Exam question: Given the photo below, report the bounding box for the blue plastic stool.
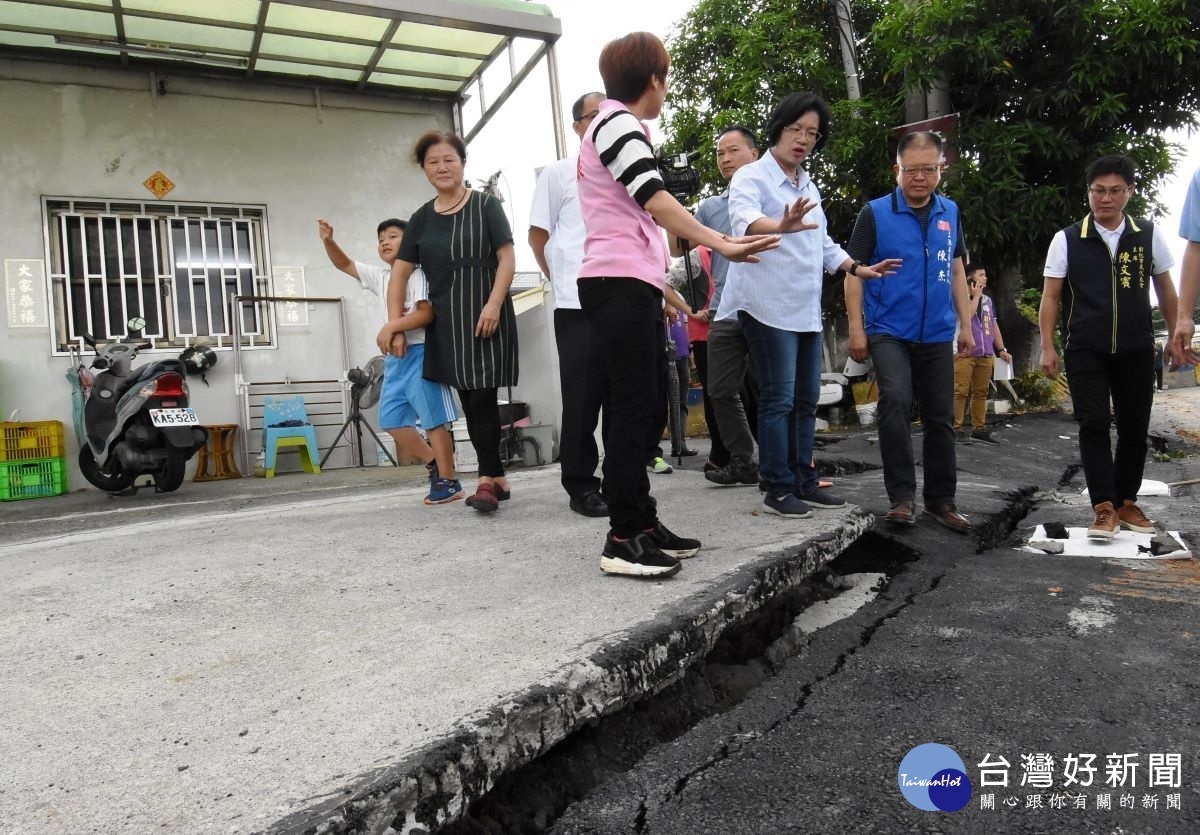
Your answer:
[262,396,321,478]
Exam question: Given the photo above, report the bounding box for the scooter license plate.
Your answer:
[150,408,199,427]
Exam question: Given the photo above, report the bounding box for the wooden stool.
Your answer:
[194,424,241,481]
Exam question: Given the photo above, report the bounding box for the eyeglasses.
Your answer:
[574,110,599,124]
[1088,186,1130,198]
[899,165,942,178]
[782,125,822,143]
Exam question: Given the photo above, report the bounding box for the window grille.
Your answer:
[43,198,275,353]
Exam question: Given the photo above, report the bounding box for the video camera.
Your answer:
[656,148,701,203]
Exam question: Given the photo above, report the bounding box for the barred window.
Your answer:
[44,198,275,353]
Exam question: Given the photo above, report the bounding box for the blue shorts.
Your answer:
[378,346,458,431]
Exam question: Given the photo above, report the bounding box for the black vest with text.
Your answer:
[1061,213,1155,353]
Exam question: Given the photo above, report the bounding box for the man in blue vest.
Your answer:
[1038,154,1181,539]
[844,131,973,532]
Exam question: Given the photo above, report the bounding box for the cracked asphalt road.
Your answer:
[551,398,1200,835]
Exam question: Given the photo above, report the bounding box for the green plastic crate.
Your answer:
[0,456,68,501]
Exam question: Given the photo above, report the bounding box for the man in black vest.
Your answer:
[1038,155,1182,539]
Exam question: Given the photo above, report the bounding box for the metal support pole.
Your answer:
[547,42,567,160]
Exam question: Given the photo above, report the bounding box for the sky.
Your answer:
[464,0,692,271]
[464,0,1199,275]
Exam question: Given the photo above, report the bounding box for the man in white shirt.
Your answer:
[318,217,461,504]
[1038,154,1180,538]
[529,91,610,518]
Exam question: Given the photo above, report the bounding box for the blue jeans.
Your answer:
[868,334,956,505]
[739,314,821,496]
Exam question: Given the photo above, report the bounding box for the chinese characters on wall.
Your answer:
[5,260,47,329]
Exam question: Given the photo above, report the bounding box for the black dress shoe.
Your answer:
[673,446,699,457]
[569,491,608,517]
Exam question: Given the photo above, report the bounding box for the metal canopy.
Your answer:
[0,0,561,136]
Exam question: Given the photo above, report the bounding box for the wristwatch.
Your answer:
[849,261,862,277]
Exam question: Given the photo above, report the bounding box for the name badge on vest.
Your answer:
[938,220,951,231]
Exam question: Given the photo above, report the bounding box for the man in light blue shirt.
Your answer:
[671,125,762,486]
[1175,166,1200,364]
[721,91,897,518]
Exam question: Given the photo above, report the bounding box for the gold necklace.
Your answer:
[434,189,469,215]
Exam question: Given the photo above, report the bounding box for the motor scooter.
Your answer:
[77,319,208,493]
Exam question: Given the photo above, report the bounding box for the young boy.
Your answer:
[318,217,462,504]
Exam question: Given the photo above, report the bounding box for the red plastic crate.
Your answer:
[0,421,65,463]
[0,456,68,501]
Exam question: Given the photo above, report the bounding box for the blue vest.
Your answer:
[863,188,960,343]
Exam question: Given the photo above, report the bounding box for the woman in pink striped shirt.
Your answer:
[576,31,779,579]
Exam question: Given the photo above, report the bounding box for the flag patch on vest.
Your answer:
[938,220,951,231]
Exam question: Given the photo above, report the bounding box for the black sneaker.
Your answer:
[762,493,812,518]
[643,522,701,558]
[705,460,759,486]
[955,429,972,444]
[569,490,608,518]
[795,487,847,509]
[971,429,999,445]
[600,532,681,577]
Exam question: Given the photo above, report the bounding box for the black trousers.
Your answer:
[457,387,504,478]
[1065,347,1153,508]
[578,277,665,538]
[691,340,728,464]
[553,308,609,498]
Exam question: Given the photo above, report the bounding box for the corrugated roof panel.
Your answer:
[123,17,254,52]
[121,0,262,26]
[375,50,481,78]
[391,21,501,56]
[368,71,463,93]
[0,0,115,36]
[258,32,376,65]
[265,3,388,41]
[254,58,362,82]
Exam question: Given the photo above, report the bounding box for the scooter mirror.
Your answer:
[128,316,147,332]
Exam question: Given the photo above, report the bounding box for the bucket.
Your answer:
[855,402,878,427]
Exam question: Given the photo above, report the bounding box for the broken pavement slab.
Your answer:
[0,466,871,835]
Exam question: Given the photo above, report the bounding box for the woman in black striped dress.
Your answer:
[379,130,518,513]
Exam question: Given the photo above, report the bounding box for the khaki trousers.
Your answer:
[953,356,994,430]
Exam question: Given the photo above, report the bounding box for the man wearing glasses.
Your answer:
[1038,154,1181,539]
[529,92,610,517]
[844,131,974,533]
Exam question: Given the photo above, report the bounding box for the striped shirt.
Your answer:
[578,100,670,288]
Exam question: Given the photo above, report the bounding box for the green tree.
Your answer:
[663,0,1200,360]
[663,0,899,317]
[872,0,1200,359]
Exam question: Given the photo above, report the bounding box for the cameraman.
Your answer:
[578,31,779,578]
[670,125,762,486]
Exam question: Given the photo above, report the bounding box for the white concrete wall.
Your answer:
[0,59,563,490]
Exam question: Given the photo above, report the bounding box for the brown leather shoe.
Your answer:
[885,499,916,527]
[1116,500,1155,533]
[923,502,971,534]
[1087,501,1119,538]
